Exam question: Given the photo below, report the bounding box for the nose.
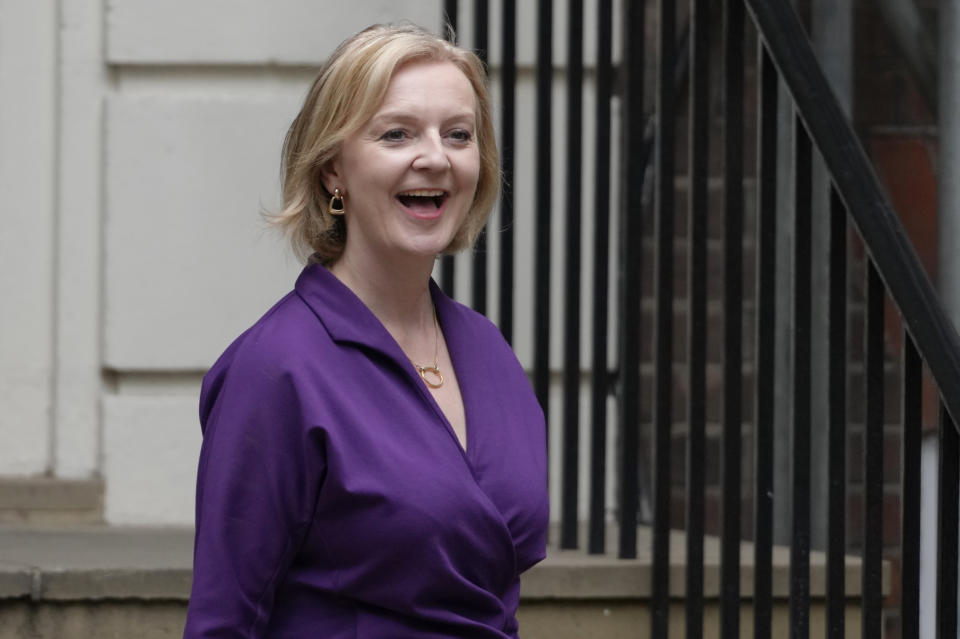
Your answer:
[411,131,450,171]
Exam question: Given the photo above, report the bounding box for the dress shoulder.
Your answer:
[199,290,332,432]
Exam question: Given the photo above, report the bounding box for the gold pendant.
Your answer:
[417,365,444,389]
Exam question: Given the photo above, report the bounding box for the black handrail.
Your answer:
[744,0,960,428]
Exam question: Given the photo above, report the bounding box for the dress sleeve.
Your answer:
[183,357,326,638]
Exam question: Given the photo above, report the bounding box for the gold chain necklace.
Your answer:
[412,309,444,389]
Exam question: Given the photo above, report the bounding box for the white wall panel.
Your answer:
[104,96,301,370]
[106,0,442,64]
[54,0,110,478]
[103,395,199,524]
[0,0,57,474]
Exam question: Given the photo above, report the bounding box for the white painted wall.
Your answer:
[106,0,443,64]
[102,96,298,370]
[103,395,200,524]
[1,0,623,525]
[55,0,109,479]
[0,0,58,475]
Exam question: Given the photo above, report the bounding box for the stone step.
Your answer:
[0,477,103,525]
[0,524,885,639]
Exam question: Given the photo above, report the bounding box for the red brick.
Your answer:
[865,136,938,282]
[884,431,902,484]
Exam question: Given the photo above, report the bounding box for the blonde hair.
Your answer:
[273,23,499,264]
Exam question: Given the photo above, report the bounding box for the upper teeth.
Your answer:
[399,190,444,197]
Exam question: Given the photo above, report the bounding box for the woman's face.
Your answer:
[325,60,480,266]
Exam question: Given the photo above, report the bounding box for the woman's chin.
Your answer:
[394,231,459,260]
[405,240,454,261]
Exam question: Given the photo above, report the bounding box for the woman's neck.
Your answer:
[329,249,437,337]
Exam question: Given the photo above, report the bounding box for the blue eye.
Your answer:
[450,129,473,143]
[381,129,407,142]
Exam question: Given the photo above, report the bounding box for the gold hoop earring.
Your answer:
[328,188,345,216]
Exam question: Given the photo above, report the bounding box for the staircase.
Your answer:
[0,521,883,639]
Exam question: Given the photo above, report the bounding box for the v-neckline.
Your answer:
[425,281,472,459]
[295,265,475,462]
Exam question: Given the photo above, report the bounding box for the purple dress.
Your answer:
[183,264,549,638]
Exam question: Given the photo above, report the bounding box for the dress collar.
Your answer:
[293,263,457,357]
[295,262,480,460]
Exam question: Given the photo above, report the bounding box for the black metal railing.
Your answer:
[442,0,960,637]
[746,3,960,638]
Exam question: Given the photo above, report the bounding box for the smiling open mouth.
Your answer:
[397,189,448,211]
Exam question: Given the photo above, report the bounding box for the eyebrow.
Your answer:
[369,110,476,127]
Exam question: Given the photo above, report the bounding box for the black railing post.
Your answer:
[686,0,710,635]
[443,0,458,42]
[441,0,459,296]
[753,42,778,639]
[588,0,613,557]
[533,0,552,418]
[618,0,645,561]
[721,2,744,638]
[561,0,584,551]
[900,333,921,639]
[937,403,959,639]
[471,0,489,314]
[826,187,847,639]
[753,40,779,639]
[499,0,516,343]
[651,0,676,633]
[790,118,812,639]
[862,261,884,638]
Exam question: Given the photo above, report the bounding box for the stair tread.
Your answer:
[0,525,884,603]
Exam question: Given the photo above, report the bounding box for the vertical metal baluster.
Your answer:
[472,0,489,314]
[862,261,883,639]
[534,0,552,416]
[441,0,459,295]
[618,0,645,562]
[588,0,613,557]
[443,0,458,42]
[753,43,778,639]
[561,0,584,550]
[651,0,676,633]
[721,2,744,638]
[499,0,516,343]
[900,333,921,639]
[936,403,958,639]
[686,0,710,635]
[790,118,812,639]
[826,187,847,639]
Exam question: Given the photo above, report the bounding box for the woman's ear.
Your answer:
[319,159,341,196]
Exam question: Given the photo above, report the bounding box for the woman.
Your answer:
[183,24,549,639]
